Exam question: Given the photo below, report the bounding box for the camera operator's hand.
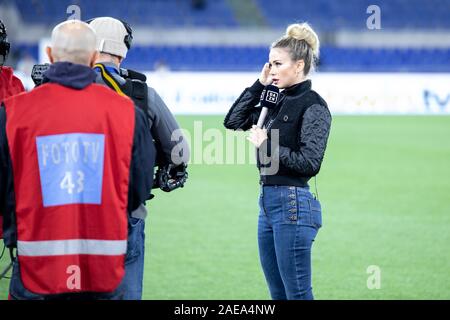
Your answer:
[259,62,273,86]
[154,163,188,192]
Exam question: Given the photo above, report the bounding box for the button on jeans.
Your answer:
[258,185,322,300]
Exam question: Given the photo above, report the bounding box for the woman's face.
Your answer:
[268,47,304,89]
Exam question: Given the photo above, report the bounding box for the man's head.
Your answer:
[87,17,132,66]
[0,19,10,67]
[46,20,98,67]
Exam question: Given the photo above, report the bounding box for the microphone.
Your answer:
[256,84,279,128]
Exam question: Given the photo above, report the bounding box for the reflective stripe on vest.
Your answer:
[17,239,127,256]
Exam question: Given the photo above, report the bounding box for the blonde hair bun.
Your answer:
[286,23,320,58]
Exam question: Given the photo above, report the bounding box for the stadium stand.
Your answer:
[255,0,450,30]
[13,0,450,30]
[14,0,238,27]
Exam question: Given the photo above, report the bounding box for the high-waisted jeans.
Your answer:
[258,185,322,300]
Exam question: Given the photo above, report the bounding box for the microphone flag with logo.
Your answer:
[257,84,279,128]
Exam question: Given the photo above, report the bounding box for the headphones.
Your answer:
[0,20,10,66]
[86,18,133,50]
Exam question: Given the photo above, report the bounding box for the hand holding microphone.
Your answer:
[247,125,268,148]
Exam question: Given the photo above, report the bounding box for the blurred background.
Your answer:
[0,0,449,299]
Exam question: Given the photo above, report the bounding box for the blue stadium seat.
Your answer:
[13,0,450,29]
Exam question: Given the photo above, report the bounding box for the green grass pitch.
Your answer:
[1,115,449,299]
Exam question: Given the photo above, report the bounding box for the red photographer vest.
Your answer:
[4,82,135,295]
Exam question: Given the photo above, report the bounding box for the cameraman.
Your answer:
[88,17,190,299]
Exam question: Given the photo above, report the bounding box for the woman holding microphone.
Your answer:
[224,22,332,300]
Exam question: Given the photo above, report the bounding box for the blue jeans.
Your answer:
[258,185,322,300]
[8,216,145,300]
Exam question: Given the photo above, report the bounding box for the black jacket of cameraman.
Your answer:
[224,79,331,187]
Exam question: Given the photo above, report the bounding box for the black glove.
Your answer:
[119,67,147,82]
[31,63,50,87]
[154,163,188,192]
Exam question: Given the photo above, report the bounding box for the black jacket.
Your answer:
[224,79,332,186]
